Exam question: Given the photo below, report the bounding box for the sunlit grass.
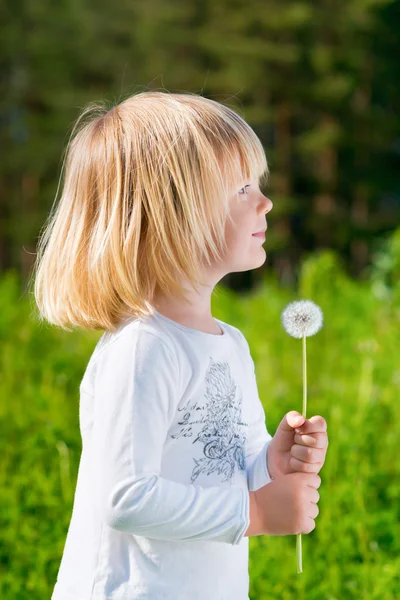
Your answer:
[1,248,400,598]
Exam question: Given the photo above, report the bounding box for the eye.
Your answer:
[239,185,251,195]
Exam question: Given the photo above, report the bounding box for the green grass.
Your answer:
[1,248,400,599]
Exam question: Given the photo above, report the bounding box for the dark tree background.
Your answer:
[1,0,399,294]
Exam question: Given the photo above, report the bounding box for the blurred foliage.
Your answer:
[1,231,400,597]
[367,228,400,302]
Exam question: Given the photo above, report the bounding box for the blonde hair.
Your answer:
[30,90,269,333]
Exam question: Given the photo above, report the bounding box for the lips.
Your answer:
[252,226,267,235]
[252,228,267,236]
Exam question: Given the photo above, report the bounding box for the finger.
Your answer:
[306,474,322,489]
[310,503,319,519]
[289,455,321,473]
[311,489,320,503]
[291,443,325,464]
[295,415,327,435]
[294,432,328,449]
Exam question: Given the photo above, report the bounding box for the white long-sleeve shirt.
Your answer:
[51,310,273,600]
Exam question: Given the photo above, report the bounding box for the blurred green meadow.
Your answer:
[1,239,400,599]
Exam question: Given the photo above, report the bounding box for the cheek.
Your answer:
[223,205,254,249]
[224,221,244,248]
[226,209,252,236]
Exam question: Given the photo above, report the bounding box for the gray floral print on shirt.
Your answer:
[171,357,249,484]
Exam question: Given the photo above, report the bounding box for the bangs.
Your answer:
[208,114,269,200]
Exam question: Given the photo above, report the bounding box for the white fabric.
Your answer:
[51,310,273,600]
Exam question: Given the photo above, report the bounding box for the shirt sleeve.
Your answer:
[246,396,273,492]
[90,326,250,545]
[236,329,274,491]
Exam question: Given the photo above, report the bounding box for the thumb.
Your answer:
[278,410,305,433]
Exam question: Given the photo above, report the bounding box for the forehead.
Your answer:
[218,138,268,198]
[223,150,254,191]
[232,143,266,179]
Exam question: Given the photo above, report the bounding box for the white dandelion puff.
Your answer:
[281,300,323,339]
[281,299,324,575]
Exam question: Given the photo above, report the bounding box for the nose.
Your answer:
[260,194,273,214]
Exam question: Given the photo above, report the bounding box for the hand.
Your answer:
[246,472,321,537]
[266,411,329,479]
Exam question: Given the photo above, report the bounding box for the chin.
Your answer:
[230,252,267,273]
[255,251,267,267]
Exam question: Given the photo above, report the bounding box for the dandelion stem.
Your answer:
[303,334,307,418]
[297,333,307,574]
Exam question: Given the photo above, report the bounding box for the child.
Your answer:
[33,91,322,599]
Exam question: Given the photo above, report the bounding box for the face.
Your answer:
[220,178,273,274]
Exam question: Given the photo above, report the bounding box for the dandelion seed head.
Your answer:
[281,300,323,339]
